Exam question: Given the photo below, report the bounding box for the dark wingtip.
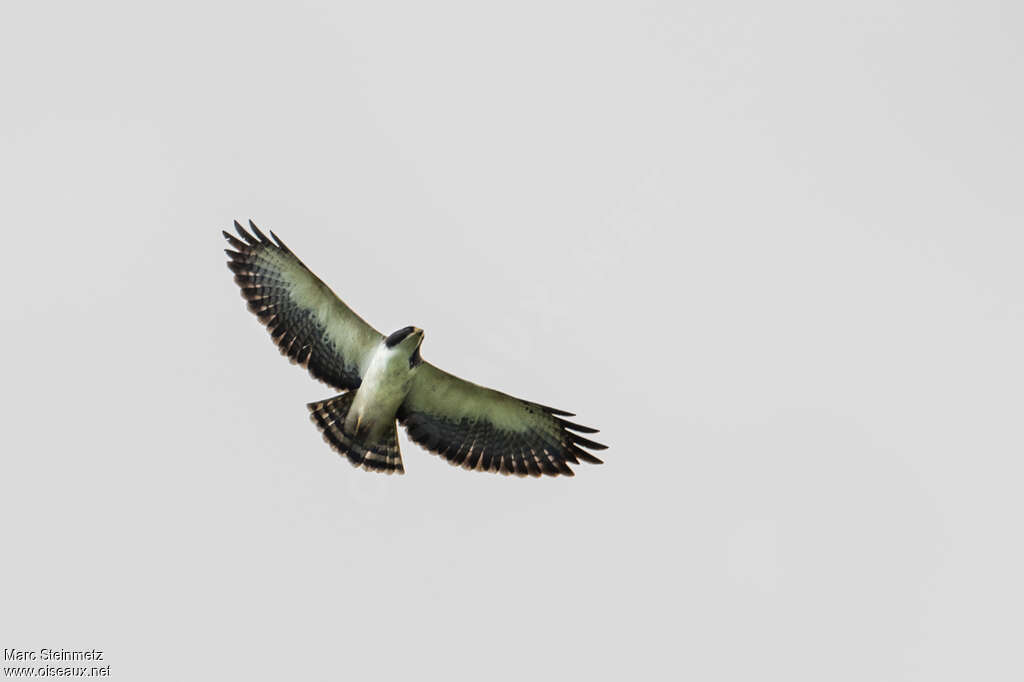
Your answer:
[555,461,576,476]
[248,219,270,243]
[570,445,604,464]
[223,230,246,249]
[534,402,575,417]
[269,230,290,252]
[570,434,608,451]
[234,220,257,244]
[557,417,600,434]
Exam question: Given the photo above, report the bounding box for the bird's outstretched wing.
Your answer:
[224,221,382,390]
[398,363,606,477]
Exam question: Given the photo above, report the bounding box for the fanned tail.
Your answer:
[307,393,404,474]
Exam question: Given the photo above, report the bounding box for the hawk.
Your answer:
[223,220,606,477]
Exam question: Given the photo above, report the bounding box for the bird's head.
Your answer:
[385,326,424,367]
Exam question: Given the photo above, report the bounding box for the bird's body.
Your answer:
[346,328,421,443]
[224,220,606,477]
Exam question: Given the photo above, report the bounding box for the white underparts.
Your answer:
[346,340,417,442]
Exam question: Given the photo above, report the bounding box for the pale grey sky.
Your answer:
[2,1,1023,680]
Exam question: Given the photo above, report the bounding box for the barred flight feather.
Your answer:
[223,221,382,391]
[398,363,606,478]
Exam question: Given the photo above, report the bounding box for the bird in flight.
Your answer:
[223,220,606,477]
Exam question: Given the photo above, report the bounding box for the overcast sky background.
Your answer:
[2,1,1022,680]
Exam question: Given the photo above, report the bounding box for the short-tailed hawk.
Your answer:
[224,220,606,477]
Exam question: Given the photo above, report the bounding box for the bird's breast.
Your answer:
[345,346,413,439]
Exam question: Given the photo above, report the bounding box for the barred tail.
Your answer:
[307,393,404,474]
